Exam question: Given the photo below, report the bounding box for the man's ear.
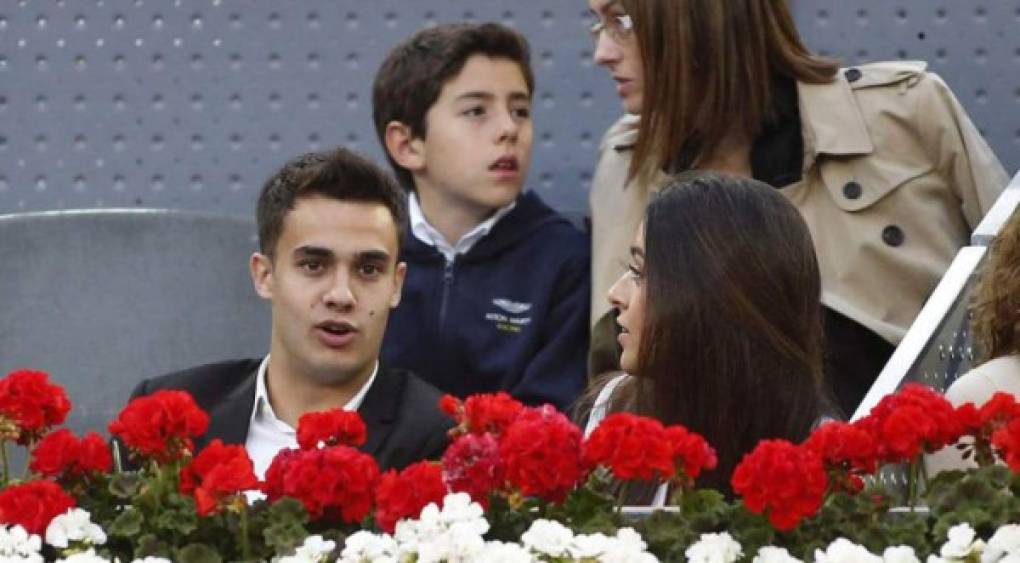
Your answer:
[250,252,274,300]
[384,121,426,172]
[390,261,408,308]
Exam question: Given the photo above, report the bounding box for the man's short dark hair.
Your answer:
[371,22,535,190]
[256,147,407,257]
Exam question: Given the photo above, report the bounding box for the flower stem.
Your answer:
[239,501,252,562]
[0,439,8,486]
[906,455,922,510]
[616,480,630,510]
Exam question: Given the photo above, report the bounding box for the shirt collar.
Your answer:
[796,74,874,162]
[408,192,516,263]
[249,355,379,431]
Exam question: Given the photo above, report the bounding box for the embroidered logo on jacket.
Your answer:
[492,298,532,314]
[487,298,533,333]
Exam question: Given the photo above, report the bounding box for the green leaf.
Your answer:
[263,517,310,554]
[680,488,728,532]
[485,495,540,543]
[263,497,309,523]
[154,503,198,535]
[175,543,223,563]
[108,472,143,499]
[108,507,143,537]
[258,497,311,553]
[551,484,620,534]
[634,510,692,563]
[133,534,169,559]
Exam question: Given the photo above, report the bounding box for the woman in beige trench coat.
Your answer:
[585,0,1009,415]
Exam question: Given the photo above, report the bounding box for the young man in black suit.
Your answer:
[124,147,451,476]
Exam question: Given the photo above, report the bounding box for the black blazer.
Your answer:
[124,359,452,471]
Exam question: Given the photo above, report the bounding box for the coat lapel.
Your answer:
[199,365,259,451]
[357,369,403,457]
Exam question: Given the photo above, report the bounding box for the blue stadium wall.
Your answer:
[1,1,1017,215]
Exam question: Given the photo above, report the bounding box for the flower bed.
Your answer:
[2,369,1020,562]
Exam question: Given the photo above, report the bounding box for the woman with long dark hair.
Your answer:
[583,173,831,499]
[585,0,1008,416]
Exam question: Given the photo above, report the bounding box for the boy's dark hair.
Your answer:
[256,147,407,258]
[372,22,535,190]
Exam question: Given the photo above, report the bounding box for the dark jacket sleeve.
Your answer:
[510,246,591,413]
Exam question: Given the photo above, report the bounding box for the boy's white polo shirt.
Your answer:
[408,193,516,263]
[245,355,378,479]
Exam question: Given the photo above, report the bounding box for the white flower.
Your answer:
[45,508,107,549]
[438,493,485,526]
[989,524,1020,556]
[752,546,803,563]
[882,546,921,563]
[1000,554,1020,563]
[337,531,394,563]
[570,532,611,559]
[685,532,742,563]
[0,525,43,562]
[130,558,172,563]
[814,538,883,563]
[521,519,574,557]
[392,518,426,556]
[480,541,535,562]
[599,528,658,563]
[613,528,649,552]
[277,534,338,563]
[56,548,110,563]
[940,523,985,560]
[416,523,486,563]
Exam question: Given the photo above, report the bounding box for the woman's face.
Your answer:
[607,224,647,374]
[588,0,644,114]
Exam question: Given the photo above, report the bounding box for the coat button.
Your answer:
[882,225,905,247]
[845,68,862,83]
[843,181,862,200]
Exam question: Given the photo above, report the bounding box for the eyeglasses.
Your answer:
[589,13,634,44]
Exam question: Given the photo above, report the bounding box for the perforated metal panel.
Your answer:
[0,1,1016,216]
[792,1,1020,177]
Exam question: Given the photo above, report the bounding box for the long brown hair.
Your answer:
[620,0,839,185]
[972,210,1020,362]
[620,173,828,495]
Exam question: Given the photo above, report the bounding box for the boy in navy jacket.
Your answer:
[371,23,589,412]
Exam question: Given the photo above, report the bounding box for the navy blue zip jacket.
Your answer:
[381,191,590,413]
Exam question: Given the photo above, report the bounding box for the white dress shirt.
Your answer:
[245,355,378,479]
[408,193,516,263]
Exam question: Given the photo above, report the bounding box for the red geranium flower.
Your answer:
[442,433,504,508]
[108,390,210,464]
[978,392,1020,427]
[992,417,1020,472]
[583,413,677,481]
[803,421,878,494]
[665,425,718,483]
[296,409,367,450]
[375,461,447,533]
[179,439,259,516]
[955,402,982,433]
[264,445,380,523]
[441,392,525,437]
[0,370,71,445]
[731,439,828,531]
[855,383,962,463]
[0,479,76,535]
[30,429,112,479]
[499,405,586,503]
[951,393,1020,467]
